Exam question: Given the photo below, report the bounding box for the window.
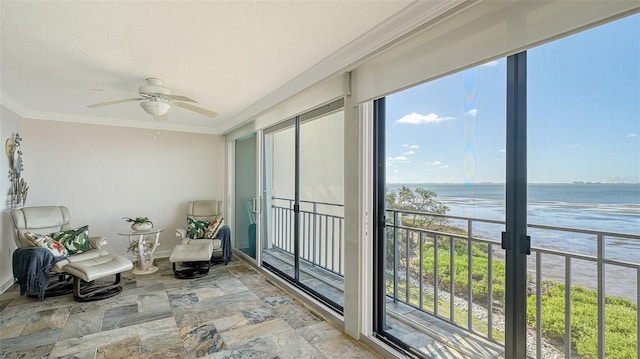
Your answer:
[373,13,639,358]
[375,59,508,357]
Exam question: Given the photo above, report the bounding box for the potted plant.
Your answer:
[123,216,153,231]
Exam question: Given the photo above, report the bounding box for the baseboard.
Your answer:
[359,335,407,359]
[1,277,15,294]
[154,250,171,258]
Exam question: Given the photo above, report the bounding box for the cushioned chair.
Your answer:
[172,200,231,278]
[175,200,225,260]
[10,206,133,301]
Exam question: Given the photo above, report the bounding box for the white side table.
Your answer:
[118,228,164,275]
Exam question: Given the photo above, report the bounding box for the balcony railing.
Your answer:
[270,196,344,276]
[269,198,639,358]
[387,208,639,358]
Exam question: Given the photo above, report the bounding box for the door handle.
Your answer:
[252,197,258,213]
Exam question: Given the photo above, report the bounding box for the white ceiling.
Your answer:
[0,1,419,134]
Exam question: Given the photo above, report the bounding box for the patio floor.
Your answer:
[262,248,506,358]
[0,257,380,359]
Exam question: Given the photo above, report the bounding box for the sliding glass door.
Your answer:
[262,120,296,277]
[374,13,639,359]
[262,100,345,312]
[374,59,511,358]
[234,133,257,259]
[526,15,640,358]
[298,106,345,308]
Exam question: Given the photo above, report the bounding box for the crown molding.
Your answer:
[19,110,221,134]
[0,90,28,117]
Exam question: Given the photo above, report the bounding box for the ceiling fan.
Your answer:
[87,78,217,120]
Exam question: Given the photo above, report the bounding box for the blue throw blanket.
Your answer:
[12,247,61,300]
[215,225,232,265]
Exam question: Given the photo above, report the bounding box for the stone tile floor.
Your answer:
[0,258,381,359]
[263,249,503,359]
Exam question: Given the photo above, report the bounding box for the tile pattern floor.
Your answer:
[0,258,381,359]
[263,249,502,359]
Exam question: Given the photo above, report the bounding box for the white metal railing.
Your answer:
[385,208,639,359]
[268,198,639,358]
[270,196,344,276]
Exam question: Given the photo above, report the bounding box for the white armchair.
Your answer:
[11,206,107,268]
[10,206,132,301]
[175,200,225,260]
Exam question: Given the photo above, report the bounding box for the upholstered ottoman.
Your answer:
[63,254,133,302]
[169,241,214,279]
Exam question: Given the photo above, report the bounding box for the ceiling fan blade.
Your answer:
[165,94,197,103]
[175,101,217,118]
[87,98,144,108]
[154,113,169,121]
[92,88,140,95]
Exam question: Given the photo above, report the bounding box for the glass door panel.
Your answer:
[299,109,345,309]
[235,133,257,259]
[261,100,345,312]
[380,59,507,357]
[527,15,640,358]
[262,122,297,279]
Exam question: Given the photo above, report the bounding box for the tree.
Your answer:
[384,186,450,285]
[386,186,449,229]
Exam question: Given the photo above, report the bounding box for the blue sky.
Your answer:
[386,13,639,184]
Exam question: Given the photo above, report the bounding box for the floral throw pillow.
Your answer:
[50,225,92,255]
[204,217,224,239]
[24,232,68,257]
[187,217,209,238]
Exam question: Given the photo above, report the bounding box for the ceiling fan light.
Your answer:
[140,100,170,116]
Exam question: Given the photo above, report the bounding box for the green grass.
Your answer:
[387,233,638,358]
[417,238,506,306]
[527,283,638,359]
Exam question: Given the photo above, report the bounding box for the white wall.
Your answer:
[0,106,224,291]
[1,106,23,291]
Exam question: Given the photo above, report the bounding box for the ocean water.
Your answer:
[387,183,640,263]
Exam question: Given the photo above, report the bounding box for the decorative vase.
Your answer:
[131,222,153,231]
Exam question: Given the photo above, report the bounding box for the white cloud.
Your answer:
[396,112,454,124]
[628,133,638,138]
[569,144,580,149]
[439,165,449,169]
[426,161,443,166]
[467,109,478,117]
[387,156,407,161]
[402,150,415,155]
[499,149,506,153]
[401,144,419,149]
[387,156,409,163]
